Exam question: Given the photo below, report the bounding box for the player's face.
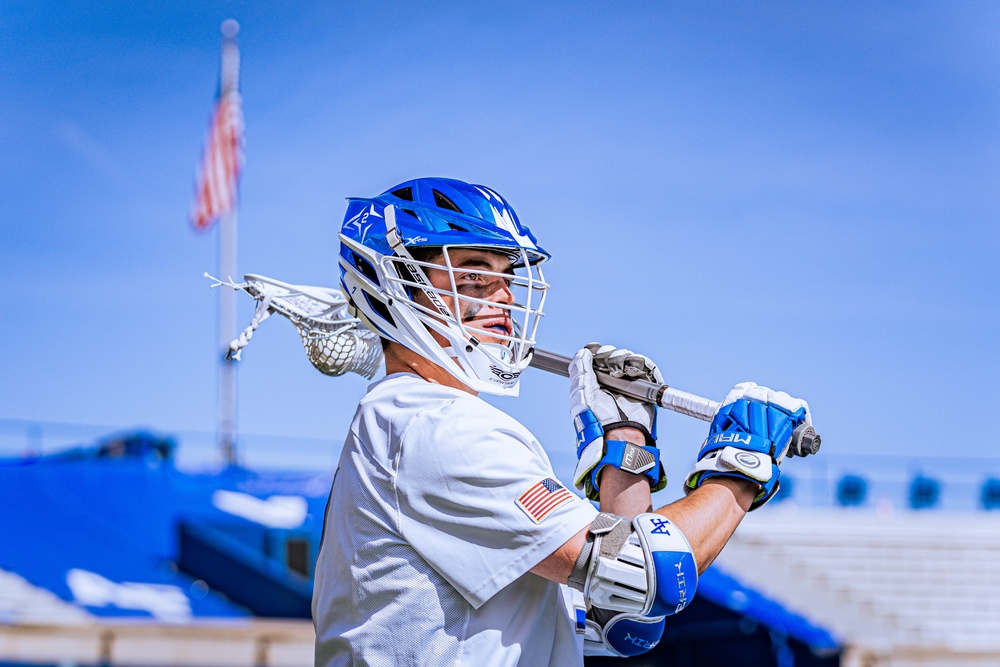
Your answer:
[419,248,516,347]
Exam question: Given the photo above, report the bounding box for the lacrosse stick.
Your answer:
[206,273,383,379]
[529,349,820,457]
[214,274,820,456]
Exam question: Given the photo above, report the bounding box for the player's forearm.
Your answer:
[598,427,654,517]
[597,422,756,572]
[533,429,652,584]
[654,477,755,574]
[597,466,653,517]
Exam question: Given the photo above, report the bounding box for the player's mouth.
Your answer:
[460,301,510,335]
[474,320,512,337]
[463,312,512,338]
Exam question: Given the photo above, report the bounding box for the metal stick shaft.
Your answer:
[529,348,822,456]
[529,348,721,421]
[225,273,821,454]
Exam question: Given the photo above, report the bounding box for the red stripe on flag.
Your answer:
[191,91,244,231]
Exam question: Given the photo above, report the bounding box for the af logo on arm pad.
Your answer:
[632,514,698,616]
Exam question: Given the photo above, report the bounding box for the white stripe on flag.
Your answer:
[516,478,573,523]
[191,91,244,230]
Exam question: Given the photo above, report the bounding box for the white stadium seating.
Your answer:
[714,507,1000,667]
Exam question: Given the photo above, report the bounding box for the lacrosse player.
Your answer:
[312,177,812,665]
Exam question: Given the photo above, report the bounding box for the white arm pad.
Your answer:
[570,512,699,617]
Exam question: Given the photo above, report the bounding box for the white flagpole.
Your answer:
[217,18,240,467]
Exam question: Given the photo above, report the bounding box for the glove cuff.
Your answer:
[574,409,605,457]
[684,452,781,512]
[590,440,664,496]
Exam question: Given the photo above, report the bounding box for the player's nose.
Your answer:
[489,278,515,306]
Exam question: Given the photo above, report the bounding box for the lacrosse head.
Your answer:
[241,275,383,379]
[338,178,549,396]
[300,327,382,380]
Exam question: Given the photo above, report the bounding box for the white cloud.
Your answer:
[55,119,123,179]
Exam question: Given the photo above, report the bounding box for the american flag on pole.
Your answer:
[190,89,244,231]
[516,477,574,524]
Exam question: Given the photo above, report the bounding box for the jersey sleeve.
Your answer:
[394,397,597,609]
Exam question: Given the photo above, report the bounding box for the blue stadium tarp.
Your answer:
[0,431,839,662]
[0,433,330,620]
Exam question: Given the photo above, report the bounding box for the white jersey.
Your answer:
[313,373,598,667]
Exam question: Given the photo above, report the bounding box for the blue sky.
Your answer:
[2,2,998,502]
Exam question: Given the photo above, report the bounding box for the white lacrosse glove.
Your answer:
[684,382,812,511]
[569,343,666,501]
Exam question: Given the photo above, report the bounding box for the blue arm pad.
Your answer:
[649,549,698,616]
[603,614,665,657]
[633,514,699,617]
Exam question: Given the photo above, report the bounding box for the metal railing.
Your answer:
[4,418,999,513]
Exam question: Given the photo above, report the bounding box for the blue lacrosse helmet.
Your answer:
[339,177,550,396]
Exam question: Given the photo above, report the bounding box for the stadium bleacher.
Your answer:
[715,506,1000,667]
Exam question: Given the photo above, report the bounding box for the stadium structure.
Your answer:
[0,429,997,667]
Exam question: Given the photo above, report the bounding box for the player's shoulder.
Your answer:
[362,372,478,412]
[365,373,535,448]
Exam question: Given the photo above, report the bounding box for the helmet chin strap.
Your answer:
[442,343,519,393]
[442,340,512,363]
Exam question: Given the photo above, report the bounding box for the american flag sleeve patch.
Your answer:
[516,477,574,523]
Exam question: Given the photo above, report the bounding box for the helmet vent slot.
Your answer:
[447,223,468,232]
[352,252,380,287]
[391,186,414,201]
[433,190,463,213]
[364,293,395,328]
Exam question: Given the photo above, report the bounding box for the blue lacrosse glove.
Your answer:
[684,382,811,511]
[569,343,666,501]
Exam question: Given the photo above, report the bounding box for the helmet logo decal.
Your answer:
[474,186,531,247]
[474,185,502,203]
[342,204,382,244]
[490,366,521,382]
